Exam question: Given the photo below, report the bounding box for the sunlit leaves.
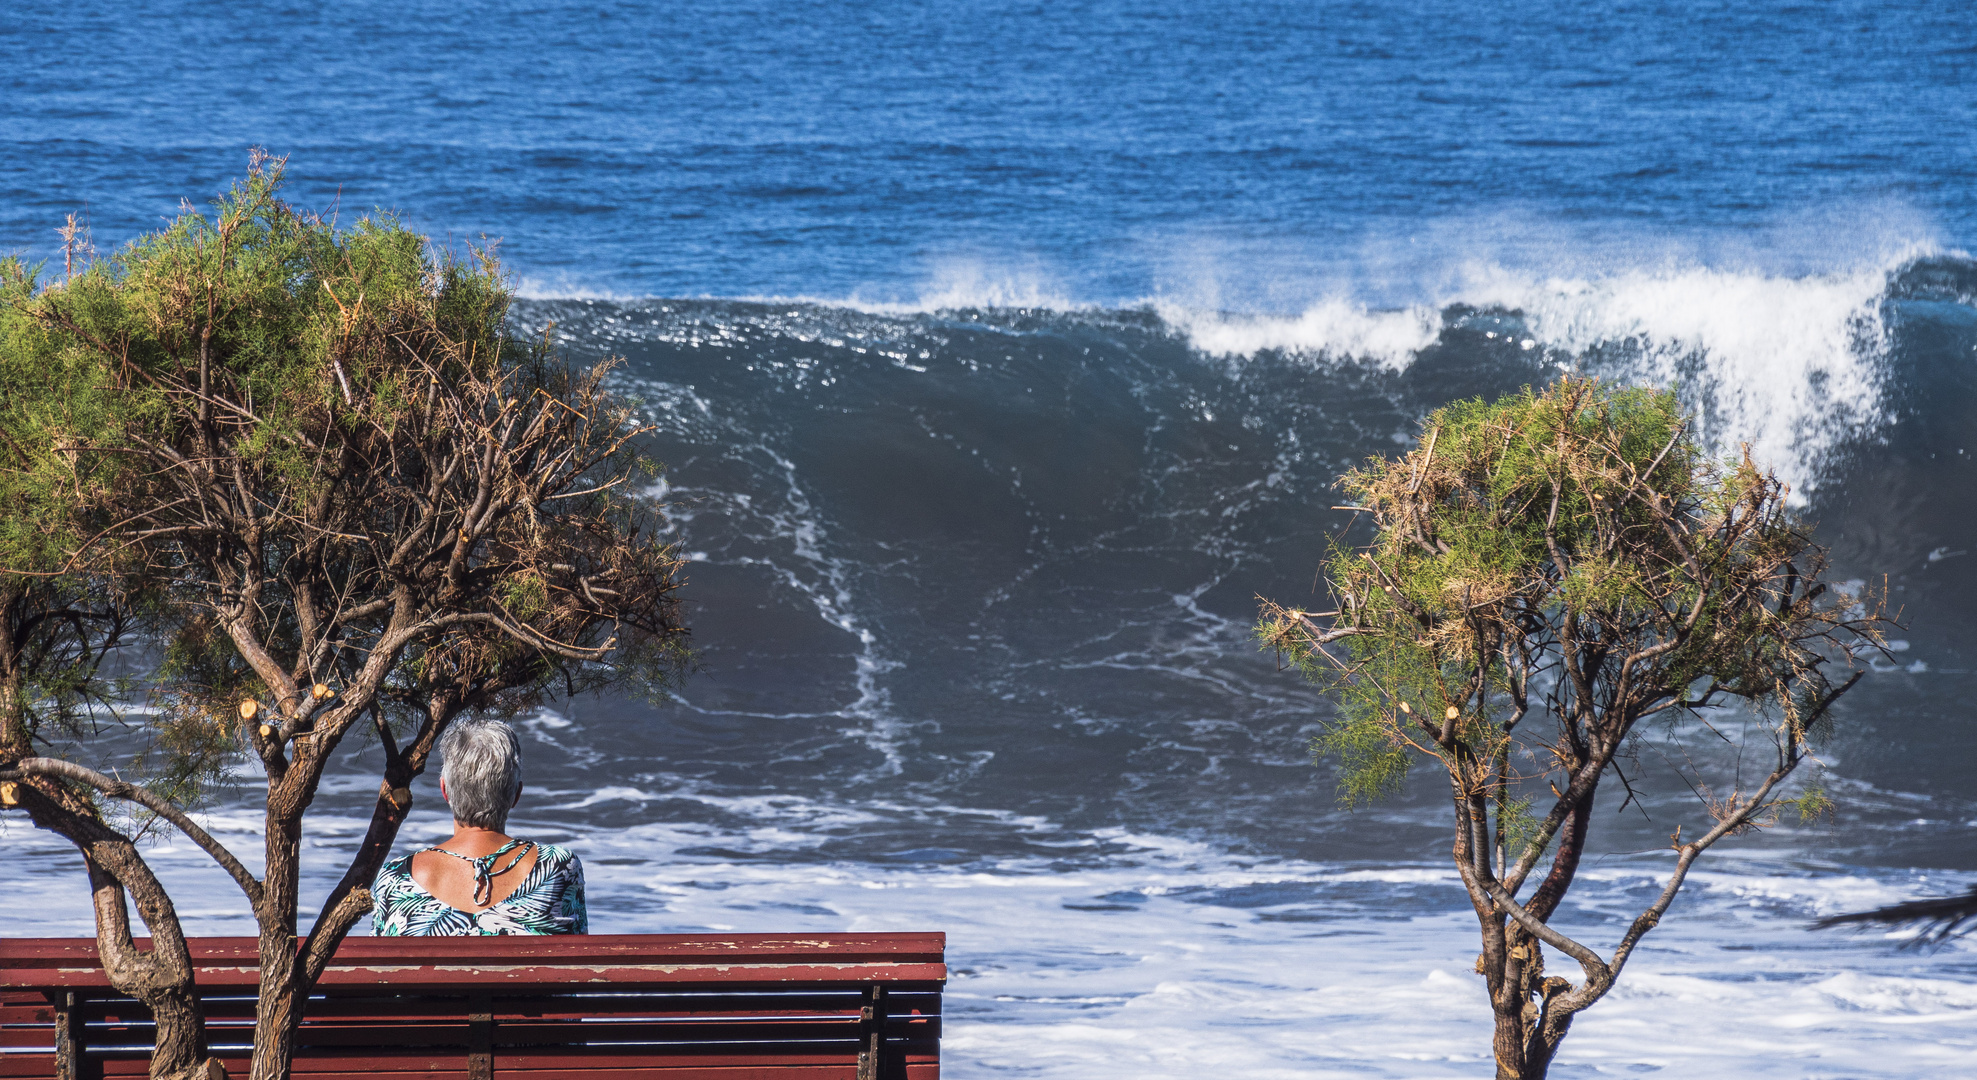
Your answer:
[1263,376,1883,811]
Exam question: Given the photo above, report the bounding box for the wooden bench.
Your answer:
[0,933,944,1079]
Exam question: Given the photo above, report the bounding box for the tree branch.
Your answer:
[2,758,264,908]
[1481,879,1610,982]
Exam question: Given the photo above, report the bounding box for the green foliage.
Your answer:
[1333,381,1691,633]
[3,157,690,804]
[0,261,127,571]
[1310,711,1413,806]
[1781,783,1835,824]
[1262,376,1877,825]
[1,259,149,760]
[0,159,696,1080]
[1496,793,1550,863]
[36,170,507,507]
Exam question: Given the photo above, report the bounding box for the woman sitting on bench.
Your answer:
[372,716,589,935]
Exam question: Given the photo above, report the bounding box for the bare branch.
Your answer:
[2,758,263,908]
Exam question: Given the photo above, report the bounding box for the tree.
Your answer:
[1258,378,1889,1080]
[2,250,218,1080]
[0,157,691,1080]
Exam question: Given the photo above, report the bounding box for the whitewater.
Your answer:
[10,764,1976,1078]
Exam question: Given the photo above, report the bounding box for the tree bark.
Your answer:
[250,782,306,1080]
[1480,783,1597,1080]
[253,696,456,1078]
[13,781,207,1079]
[5,622,205,1080]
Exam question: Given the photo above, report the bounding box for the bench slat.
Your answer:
[46,1054,942,1076]
[1,936,946,990]
[1,935,941,979]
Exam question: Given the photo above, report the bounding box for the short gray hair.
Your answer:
[439,717,523,830]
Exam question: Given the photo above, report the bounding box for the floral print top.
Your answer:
[371,841,588,936]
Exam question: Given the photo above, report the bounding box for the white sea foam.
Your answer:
[1159,249,1940,498]
[7,789,1974,1078]
[1457,257,1903,497]
[1164,298,1441,370]
[884,258,1083,313]
[710,258,1090,317]
[511,274,639,302]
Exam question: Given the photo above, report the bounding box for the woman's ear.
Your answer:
[439,777,448,803]
[512,782,524,808]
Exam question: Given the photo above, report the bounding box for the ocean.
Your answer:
[4,1,1977,1075]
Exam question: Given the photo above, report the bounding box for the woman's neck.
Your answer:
[437,823,514,856]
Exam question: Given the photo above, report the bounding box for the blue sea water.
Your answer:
[6,2,1977,1076]
[6,0,1976,301]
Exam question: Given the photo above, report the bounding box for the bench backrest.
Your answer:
[0,933,944,1079]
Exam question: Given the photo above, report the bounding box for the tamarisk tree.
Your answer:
[1,279,215,1078]
[1,159,689,1080]
[1259,378,1888,1080]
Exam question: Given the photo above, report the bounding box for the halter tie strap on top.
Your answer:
[371,841,586,936]
[423,838,537,906]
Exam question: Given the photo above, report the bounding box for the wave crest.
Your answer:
[1167,252,1949,496]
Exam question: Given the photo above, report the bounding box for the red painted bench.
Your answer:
[0,934,944,1079]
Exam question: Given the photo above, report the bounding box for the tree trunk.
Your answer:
[249,966,302,1080]
[1489,982,1575,1080]
[250,799,305,1080]
[1527,999,1573,1079]
[5,639,211,1079]
[1485,922,1540,1079]
[255,702,451,1079]
[1483,781,1597,1080]
[82,855,208,1077]
[1493,1003,1530,1080]
[12,782,207,1079]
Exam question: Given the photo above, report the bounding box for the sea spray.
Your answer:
[1167,253,1921,498]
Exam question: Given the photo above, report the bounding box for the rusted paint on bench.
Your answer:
[0,934,944,1079]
